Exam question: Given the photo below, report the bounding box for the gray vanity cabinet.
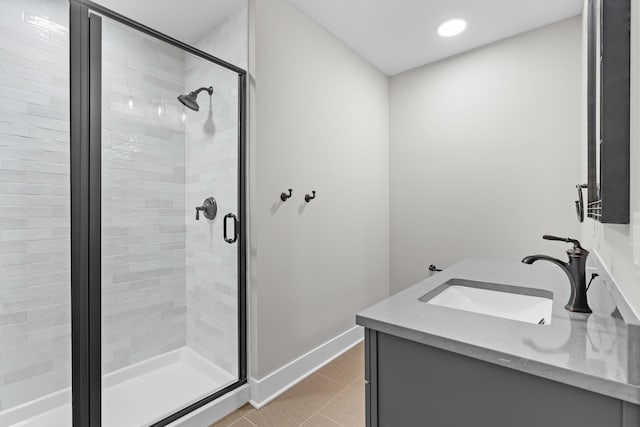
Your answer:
[364,329,640,427]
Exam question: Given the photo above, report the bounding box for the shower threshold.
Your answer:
[2,347,236,427]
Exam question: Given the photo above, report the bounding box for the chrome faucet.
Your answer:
[522,235,592,314]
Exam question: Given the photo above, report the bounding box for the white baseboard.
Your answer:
[249,326,364,409]
[170,384,250,427]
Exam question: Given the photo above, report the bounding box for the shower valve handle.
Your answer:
[195,197,217,221]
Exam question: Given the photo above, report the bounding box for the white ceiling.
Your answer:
[95,0,245,44]
[287,0,583,75]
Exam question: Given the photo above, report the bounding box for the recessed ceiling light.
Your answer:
[437,19,467,37]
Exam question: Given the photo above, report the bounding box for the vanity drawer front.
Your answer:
[370,332,624,427]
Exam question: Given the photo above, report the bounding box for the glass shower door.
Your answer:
[97,12,244,427]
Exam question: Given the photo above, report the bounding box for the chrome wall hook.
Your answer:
[280,189,293,202]
[304,191,316,203]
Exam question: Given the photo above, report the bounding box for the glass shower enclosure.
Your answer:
[0,0,247,426]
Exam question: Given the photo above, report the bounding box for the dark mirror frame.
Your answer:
[587,0,631,224]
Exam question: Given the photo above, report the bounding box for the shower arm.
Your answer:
[193,86,213,96]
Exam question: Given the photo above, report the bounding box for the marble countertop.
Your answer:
[356,258,640,404]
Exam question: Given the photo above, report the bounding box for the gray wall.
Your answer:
[581,1,640,316]
[248,0,390,379]
[389,17,582,294]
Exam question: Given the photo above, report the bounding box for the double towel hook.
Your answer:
[279,189,317,203]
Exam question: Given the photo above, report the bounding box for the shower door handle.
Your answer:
[223,213,239,244]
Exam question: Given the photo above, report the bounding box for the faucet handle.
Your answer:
[542,235,584,250]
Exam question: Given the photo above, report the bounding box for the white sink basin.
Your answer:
[422,280,553,325]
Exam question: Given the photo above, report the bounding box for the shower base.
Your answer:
[1,347,236,427]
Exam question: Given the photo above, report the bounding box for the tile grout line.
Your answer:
[297,411,316,426]
[242,415,258,426]
[296,390,328,427]
[313,371,365,426]
[322,413,345,426]
[315,371,352,388]
[216,407,256,427]
[308,352,365,426]
[348,375,365,387]
[297,408,345,427]
[296,373,348,427]
[312,380,352,425]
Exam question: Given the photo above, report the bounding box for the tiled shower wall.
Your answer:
[0,0,246,413]
[101,19,188,374]
[185,6,247,376]
[0,0,71,411]
[102,6,249,375]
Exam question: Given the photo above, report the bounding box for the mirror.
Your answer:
[585,0,630,224]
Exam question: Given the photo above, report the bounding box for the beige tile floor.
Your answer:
[211,343,365,427]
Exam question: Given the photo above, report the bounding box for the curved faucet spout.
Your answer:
[521,255,577,289]
[523,235,592,314]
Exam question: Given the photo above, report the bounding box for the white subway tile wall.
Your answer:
[100,19,188,374]
[185,6,247,375]
[0,0,247,416]
[0,0,71,412]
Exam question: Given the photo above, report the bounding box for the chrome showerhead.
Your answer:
[177,86,213,112]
